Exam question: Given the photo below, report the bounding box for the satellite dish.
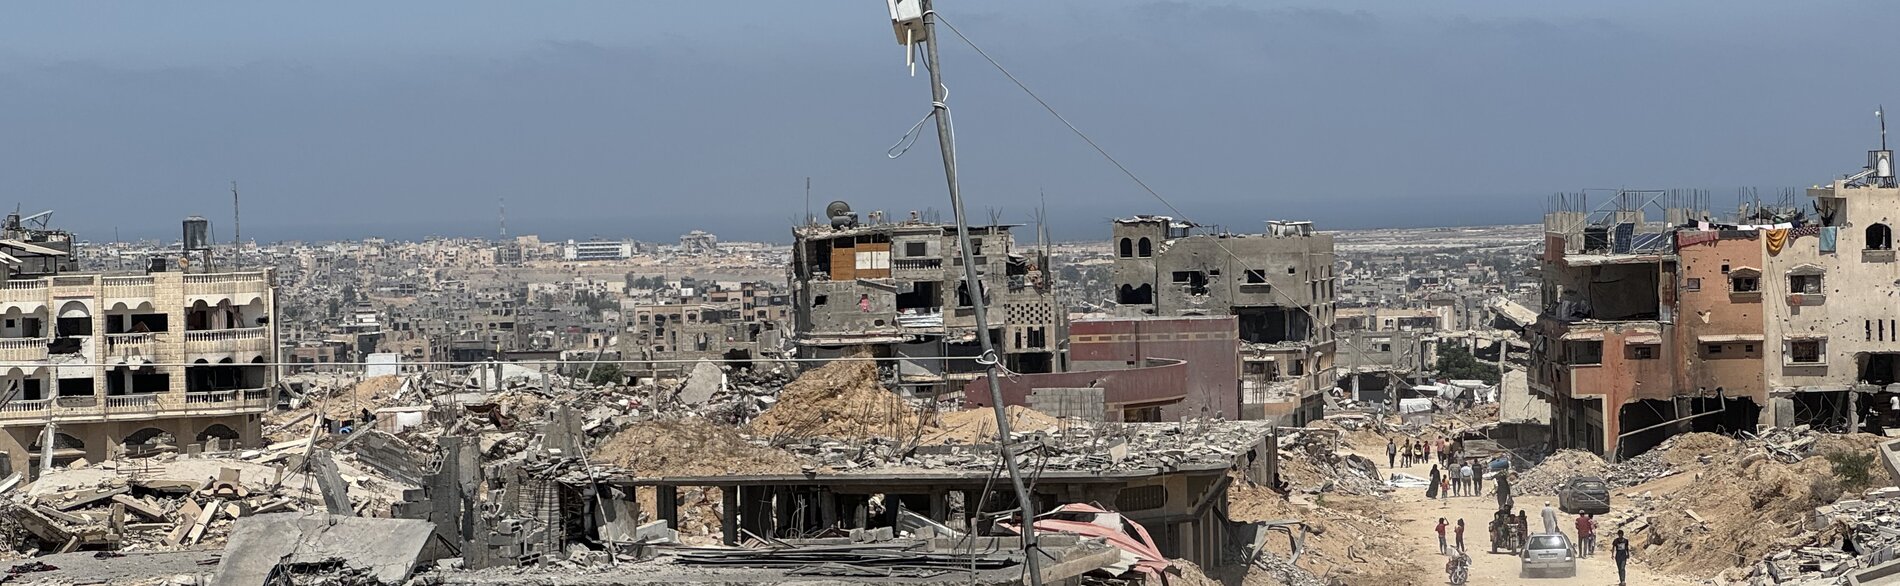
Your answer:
[825,201,852,218]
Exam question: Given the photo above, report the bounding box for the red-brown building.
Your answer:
[964,316,1242,422]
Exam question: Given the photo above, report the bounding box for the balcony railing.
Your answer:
[103,275,156,299]
[185,327,268,343]
[106,394,160,409]
[104,329,158,351]
[0,279,47,304]
[0,337,49,362]
[183,271,269,298]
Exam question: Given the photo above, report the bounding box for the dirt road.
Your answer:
[1371,455,1697,586]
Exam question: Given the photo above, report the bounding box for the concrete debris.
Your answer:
[674,359,723,406]
[1739,487,1900,585]
[212,513,435,586]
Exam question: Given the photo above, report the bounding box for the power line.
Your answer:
[932,15,1425,398]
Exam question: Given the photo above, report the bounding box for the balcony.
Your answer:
[0,389,272,423]
[104,332,160,358]
[102,275,155,301]
[185,327,270,355]
[0,279,48,304]
[0,337,48,362]
[183,271,270,298]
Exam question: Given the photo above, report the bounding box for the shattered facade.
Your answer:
[0,267,278,479]
[1531,150,1900,459]
[1109,216,1336,425]
[791,212,1066,395]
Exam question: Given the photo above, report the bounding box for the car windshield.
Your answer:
[1575,481,1605,491]
[1528,535,1568,550]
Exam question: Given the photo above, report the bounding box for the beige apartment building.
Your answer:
[0,269,277,478]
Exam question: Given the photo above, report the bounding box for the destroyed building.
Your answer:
[621,280,791,369]
[0,217,277,478]
[963,315,1241,422]
[790,204,1066,395]
[1109,216,1337,425]
[1529,145,1900,459]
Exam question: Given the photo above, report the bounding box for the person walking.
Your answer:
[1427,464,1441,499]
[1435,518,1449,553]
[1471,460,1485,496]
[1386,439,1397,469]
[1401,441,1413,467]
[1454,519,1467,553]
[1460,461,1474,497]
[1541,502,1560,535]
[1415,440,1426,466]
[1576,513,1596,557]
[1612,530,1632,586]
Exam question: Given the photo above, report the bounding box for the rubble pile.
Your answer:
[1235,427,1386,496]
[747,360,927,443]
[594,418,801,477]
[1744,486,1900,585]
[1586,429,1895,581]
[919,405,1061,445]
[1511,450,1609,496]
[2,456,341,557]
[1227,478,1422,584]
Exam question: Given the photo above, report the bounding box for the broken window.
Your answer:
[1730,276,1759,293]
[1567,340,1603,365]
[1707,344,1723,355]
[1790,274,1823,294]
[1117,284,1153,305]
[813,294,829,306]
[1684,277,1700,291]
[1631,345,1657,360]
[1790,339,1824,364]
[905,242,928,257]
[1171,271,1208,295]
[1868,223,1893,250]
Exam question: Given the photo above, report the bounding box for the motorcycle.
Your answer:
[1445,549,1471,585]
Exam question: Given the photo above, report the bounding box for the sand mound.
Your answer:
[920,406,1060,445]
[595,418,801,477]
[1636,454,1836,577]
[1512,449,1609,496]
[748,360,927,442]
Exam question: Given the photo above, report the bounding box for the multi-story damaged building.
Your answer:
[622,280,791,367]
[1526,159,1900,459]
[790,206,1065,395]
[0,216,277,478]
[1108,216,1336,424]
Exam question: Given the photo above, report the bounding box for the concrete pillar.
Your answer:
[655,485,679,530]
[928,488,947,522]
[720,486,739,545]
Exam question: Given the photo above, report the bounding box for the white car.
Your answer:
[1519,533,1577,578]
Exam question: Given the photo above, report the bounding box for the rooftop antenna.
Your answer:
[1871,107,1896,188]
[805,177,812,227]
[885,2,1043,583]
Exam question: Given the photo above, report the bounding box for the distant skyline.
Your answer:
[3,1,1898,244]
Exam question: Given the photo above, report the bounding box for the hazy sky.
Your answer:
[1,1,1896,243]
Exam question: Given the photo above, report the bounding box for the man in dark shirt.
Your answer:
[1612,530,1632,586]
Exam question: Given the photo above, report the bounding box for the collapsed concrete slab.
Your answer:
[213,513,435,586]
[677,359,723,406]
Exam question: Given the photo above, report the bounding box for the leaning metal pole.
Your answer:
[918,3,1043,584]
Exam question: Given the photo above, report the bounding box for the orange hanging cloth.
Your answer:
[1766,228,1789,255]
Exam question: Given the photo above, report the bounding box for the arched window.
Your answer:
[1137,237,1153,257]
[1868,223,1893,251]
[1118,238,1133,258]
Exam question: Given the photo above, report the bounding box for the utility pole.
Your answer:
[231,181,241,252]
[917,4,1044,582]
